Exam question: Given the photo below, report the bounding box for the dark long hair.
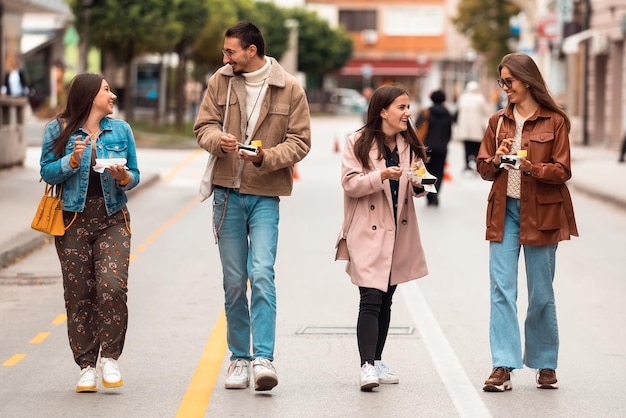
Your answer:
[50,73,104,157]
[355,85,428,170]
[498,53,571,132]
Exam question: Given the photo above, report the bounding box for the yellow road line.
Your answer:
[176,310,227,418]
[29,332,51,344]
[2,354,26,366]
[163,148,204,181]
[51,314,66,325]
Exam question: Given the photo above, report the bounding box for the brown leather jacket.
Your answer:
[476,105,578,245]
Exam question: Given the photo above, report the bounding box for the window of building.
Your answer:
[339,10,377,31]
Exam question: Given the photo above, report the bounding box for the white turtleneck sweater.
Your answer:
[242,58,271,143]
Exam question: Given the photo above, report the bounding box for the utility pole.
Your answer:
[78,0,92,73]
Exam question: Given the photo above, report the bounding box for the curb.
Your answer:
[0,172,161,269]
[569,182,626,211]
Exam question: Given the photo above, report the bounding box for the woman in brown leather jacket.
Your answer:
[476,53,578,393]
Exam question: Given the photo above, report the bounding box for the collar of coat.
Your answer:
[219,57,286,88]
[501,103,551,123]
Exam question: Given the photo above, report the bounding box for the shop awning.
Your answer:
[562,29,608,55]
[340,59,431,77]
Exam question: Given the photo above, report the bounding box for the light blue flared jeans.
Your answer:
[489,197,559,370]
[213,188,279,361]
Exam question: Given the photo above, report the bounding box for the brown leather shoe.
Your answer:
[483,367,512,392]
[536,369,558,389]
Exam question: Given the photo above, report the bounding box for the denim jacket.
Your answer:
[40,116,140,216]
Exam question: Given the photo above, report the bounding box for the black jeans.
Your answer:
[463,140,481,169]
[357,285,397,366]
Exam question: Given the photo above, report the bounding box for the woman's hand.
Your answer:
[518,157,532,173]
[106,165,129,182]
[72,136,89,163]
[494,138,512,165]
[382,166,403,181]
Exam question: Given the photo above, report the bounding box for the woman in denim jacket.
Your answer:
[39,73,139,393]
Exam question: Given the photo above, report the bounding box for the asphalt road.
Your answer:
[1,115,625,417]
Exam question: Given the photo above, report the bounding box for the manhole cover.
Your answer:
[296,326,414,335]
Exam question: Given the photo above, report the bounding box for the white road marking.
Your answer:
[401,281,492,418]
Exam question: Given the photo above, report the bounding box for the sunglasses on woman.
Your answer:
[497,78,517,89]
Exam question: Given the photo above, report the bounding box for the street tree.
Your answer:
[287,7,352,102]
[172,0,210,130]
[70,0,182,122]
[191,0,290,73]
[452,0,520,77]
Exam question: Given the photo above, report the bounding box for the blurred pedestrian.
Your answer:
[39,73,140,393]
[416,89,454,206]
[2,56,30,97]
[476,53,578,392]
[456,81,491,173]
[361,86,373,124]
[185,79,203,121]
[194,21,311,392]
[338,85,429,391]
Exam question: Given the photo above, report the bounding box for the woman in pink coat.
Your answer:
[338,85,430,391]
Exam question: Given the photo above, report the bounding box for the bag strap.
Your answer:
[222,77,232,133]
[494,114,504,149]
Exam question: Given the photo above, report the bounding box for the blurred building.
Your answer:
[565,0,626,148]
[511,0,625,149]
[1,0,71,111]
[306,0,473,107]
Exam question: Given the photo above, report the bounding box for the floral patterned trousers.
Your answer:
[55,196,131,369]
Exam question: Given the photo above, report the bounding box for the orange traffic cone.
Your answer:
[443,161,453,182]
[293,164,300,180]
[333,135,340,153]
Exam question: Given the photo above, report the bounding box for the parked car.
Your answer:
[330,88,368,114]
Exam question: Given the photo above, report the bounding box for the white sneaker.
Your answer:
[252,358,278,391]
[76,366,98,393]
[375,360,399,384]
[360,362,379,391]
[99,357,123,388]
[225,359,250,389]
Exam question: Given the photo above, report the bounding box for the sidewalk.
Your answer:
[1,116,625,268]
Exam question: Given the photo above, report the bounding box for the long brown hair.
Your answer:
[50,73,105,157]
[498,53,571,132]
[355,85,428,170]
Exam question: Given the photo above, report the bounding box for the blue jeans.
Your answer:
[489,197,559,370]
[213,188,279,361]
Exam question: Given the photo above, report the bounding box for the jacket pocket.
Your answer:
[102,142,128,159]
[535,191,562,231]
[528,133,555,162]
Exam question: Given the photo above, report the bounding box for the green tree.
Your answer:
[190,0,290,74]
[70,0,182,121]
[452,0,520,77]
[287,8,352,88]
[190,0,240,72]
[172,0,210,129]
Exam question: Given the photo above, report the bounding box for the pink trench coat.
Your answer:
[338,132,429,292]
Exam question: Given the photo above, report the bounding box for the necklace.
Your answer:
[85,126,101,140]
[245,78,268,140]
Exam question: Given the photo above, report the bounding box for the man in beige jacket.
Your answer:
[194,21,311,392]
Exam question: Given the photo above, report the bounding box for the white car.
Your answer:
[331,88,368,114]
